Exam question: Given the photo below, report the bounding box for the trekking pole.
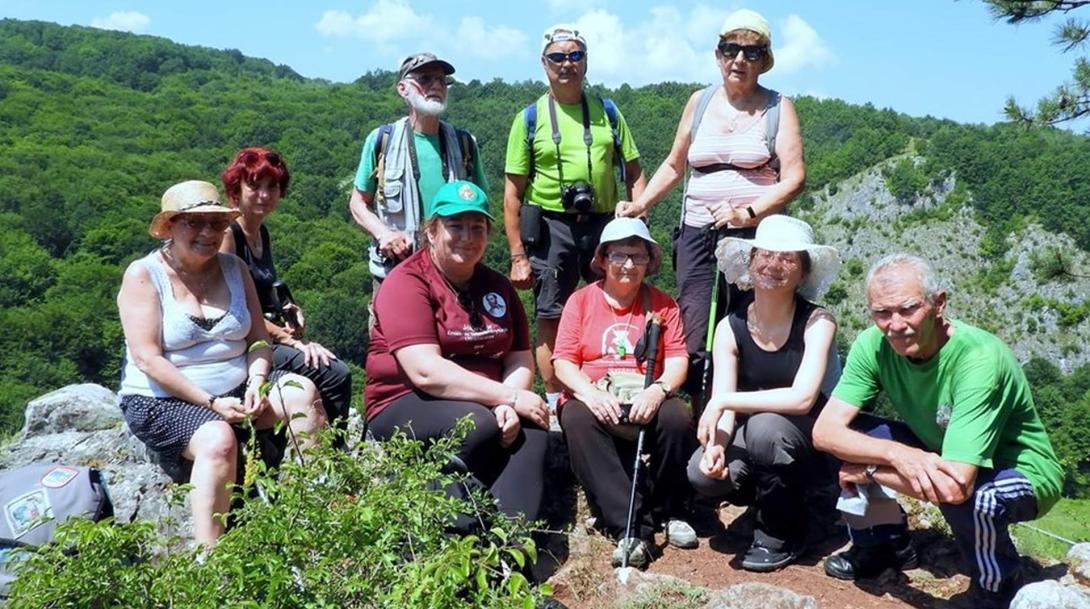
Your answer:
[696,270,721,420]
[620,313,664,572]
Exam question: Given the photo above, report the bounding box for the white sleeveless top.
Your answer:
[119,251,251,398]
[684,104,778,228]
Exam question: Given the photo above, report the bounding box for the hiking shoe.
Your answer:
[740,541,803,572]
[823,539,918,580]
[665,519,698,549]
[611,537,650,569]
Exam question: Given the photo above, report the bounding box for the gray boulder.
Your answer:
[1011,580,1090,609]
[705,582,818,609]
[1069,543,1090,588]
[0,384,191,540]
[21,383,122,437]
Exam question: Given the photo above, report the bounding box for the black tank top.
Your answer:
[230,222,277,315]
[727,292,828,414]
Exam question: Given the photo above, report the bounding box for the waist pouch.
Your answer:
[519,203,544,248]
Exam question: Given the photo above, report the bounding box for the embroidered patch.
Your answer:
[458,184,476,201]
[482,292,507,318]
[40,466,79,489]
[5,489,53,538]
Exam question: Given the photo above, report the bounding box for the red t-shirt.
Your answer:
[365,249,530,419]
[552,281,687,402]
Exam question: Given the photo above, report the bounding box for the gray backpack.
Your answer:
[0,464,113,597]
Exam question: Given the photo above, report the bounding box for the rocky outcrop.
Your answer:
[0,384,191,539]
[1011,579,1090,609]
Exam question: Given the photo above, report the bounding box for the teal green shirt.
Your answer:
[504,94,640,213]
[353,128,488,217]
[833,320,1063,514]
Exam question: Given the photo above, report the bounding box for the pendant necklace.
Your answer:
[606,288,639,359]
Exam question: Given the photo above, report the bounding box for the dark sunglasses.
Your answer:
[240,150,283,167]
[408,74,454,88]
[544,50,586,64]
[456,290,485,331]
[717,42,768,62]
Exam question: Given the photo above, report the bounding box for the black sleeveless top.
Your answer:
[727,292,829,415]
[230,222,277,315]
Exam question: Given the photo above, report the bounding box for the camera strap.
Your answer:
[547,94,595,191]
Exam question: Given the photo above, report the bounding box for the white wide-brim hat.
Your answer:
[715,214,840,301]
[592,217,662,276]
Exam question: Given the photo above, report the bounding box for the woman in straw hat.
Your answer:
[687,215,840,572]
[117,180,326,546]
[554,217,695,569]
[219,147,352,430]
[615,8,806,410]
[365,180,549,526]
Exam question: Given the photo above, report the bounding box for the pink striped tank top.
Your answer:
[684,103,778,228]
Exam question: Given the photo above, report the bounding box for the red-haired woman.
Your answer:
[220,147,352,427]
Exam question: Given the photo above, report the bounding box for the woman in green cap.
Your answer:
[365,180,549,525]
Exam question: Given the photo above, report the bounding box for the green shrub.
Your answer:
[7,422,550,609]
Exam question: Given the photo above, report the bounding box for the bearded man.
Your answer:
[349,52,487,290]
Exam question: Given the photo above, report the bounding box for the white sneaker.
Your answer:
[665,519,698,549]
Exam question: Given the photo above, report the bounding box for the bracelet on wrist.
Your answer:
[206,394,218,410]
[510,252,527,260]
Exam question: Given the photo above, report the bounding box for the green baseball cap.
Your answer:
[429,180,494,221]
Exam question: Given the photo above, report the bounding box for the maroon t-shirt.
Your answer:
[364,249,530,420]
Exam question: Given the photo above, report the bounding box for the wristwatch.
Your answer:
[864,464,879,482]
[652,380,673,398]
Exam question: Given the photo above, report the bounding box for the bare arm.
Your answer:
[623,159,647,202]
[349,187,411,261]
[707,310,836,416]
[813,399,977,504]
[503,173,533,289]
[617,90,701,217]
[394,343,544,428]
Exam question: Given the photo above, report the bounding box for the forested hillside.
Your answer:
[3,19,1090,495]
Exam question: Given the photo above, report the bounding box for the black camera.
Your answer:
[265,280,299,329]
[561,181,595,213]
[617,403,634,424]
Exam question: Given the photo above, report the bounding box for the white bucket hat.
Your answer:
[715,215,840,301]
[592,217,662,276]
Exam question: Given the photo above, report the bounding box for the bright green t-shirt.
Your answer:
[833,320,1063,514]
[353,127,488,217]
[504,94,639,213]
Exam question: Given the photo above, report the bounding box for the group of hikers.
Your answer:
[115,10,1063,609]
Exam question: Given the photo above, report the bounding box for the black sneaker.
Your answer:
[740,541,803,572]
[823,539,918,580]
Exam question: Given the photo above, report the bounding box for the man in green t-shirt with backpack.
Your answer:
[813,253,1062,609]
[502,24,647,409]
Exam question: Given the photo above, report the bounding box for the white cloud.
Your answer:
[774,14,835,74]
[315,0,527,64]
[547,0,604,13]
[89,11,150,34]
[554,6,833,88]
[315,0,433,44]
[456,17,529,59]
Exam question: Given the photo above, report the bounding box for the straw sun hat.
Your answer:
[715,215,840,301]
[148,180,240,239]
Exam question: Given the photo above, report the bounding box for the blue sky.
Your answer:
[0,0,1078,126]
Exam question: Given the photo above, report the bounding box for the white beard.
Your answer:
[405,86,447,116]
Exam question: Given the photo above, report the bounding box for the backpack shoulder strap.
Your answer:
[599,96,626,183]
[523,101,538,181]
[765,89,782,172]
[690,84,719,142]
[373,123,395,195]
[455,128,474,179]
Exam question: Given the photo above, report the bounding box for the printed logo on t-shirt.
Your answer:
[602,323,637,360]
[936,404,952,430]
[482,292,507,318]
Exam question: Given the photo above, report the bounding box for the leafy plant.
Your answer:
[6,421,551,609]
